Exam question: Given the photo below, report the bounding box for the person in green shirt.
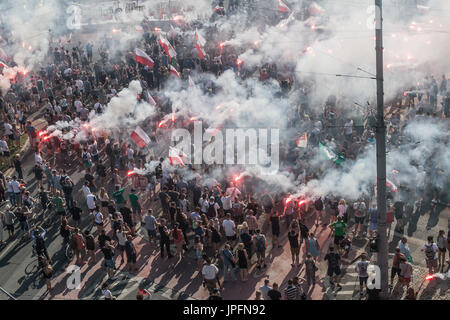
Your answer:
[112,185,125,209]
[52,191,66,223]
[129,188,141,222]
[330,216,347,248]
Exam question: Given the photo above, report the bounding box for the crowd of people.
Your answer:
[0,0,448,301]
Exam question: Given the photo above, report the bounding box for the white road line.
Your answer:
[337,290,355,295]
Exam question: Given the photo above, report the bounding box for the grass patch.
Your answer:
[0,134,29,172]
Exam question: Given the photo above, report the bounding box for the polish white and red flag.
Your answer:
[0,60,8,68]
[188,75,195,89]
[130,126,151,148]
[158,35,177,61]
[386,178,398,192]
[146,90,157,106]
[135,48,154,68]
[296,133,307,148]
[169,147,187,166]
[195,29,207,59]
[278,0,291,13]
[169,65,181,78]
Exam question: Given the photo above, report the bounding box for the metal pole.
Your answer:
[375,0,389,297]
[0,286,17,300]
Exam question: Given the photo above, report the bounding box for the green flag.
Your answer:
[319,142,345,165]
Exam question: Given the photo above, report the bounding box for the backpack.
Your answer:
[255,235,266,252]
[207,203,216,218]
[424,244,435,261]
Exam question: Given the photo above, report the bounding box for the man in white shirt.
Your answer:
[4,122,13,137]
[34,151,43,166]
[86,192,97,212]
[202,258,219,293]
[222,213,236,242]
[259,279,272,300]
[127,147,134,161]
[81,181,91,199]
[74,99,83,115]
[75,79,84,92]
[221,192,232,214]
[5,177,15,206]
[11,176,22,206]
[0,137,10,166]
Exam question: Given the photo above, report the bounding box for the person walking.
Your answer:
[253,229,267,270]
[158,218,173,259]
[142,209,157,245]
[267,282,282,300]
[355,253,370,297]
[220,243,237,282]
[436,230,447,272]
[259,279,272,300]
[324,246,341,289]
[84,230,96,264]
[397,256,413,294]
[284,279,299,300]
[269,211,281,249]
[4,206,16,239]
[288,228,300,267]
[125,235,138,272]
[304,253,318,288]
[306,233,320,262]
[172,222,185,261]
[235,242,249,282]
[41,257,54,292]
[390,247,404,290]
[421,236,439,275]
[202,257,219,293]
[72,228,86,265]
[101,240,116,279]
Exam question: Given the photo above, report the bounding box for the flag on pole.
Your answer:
[131,126,151,148]
[0,60,8,68]
[375,178,398,192]
[309,2,325,14]
[146,90,156,106]
[386,178,398,192]
[194,29,207,59]
[169,146,187,166]
[158,35,177,61]
[195,29,206,47]
[188,75,195,89]
[169,65,181,78]
[296,133,307,148]
[135,48,154,68]
[278,0,291,13]
[318,142,345,165]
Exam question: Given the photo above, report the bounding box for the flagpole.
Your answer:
[374,0,389,297]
